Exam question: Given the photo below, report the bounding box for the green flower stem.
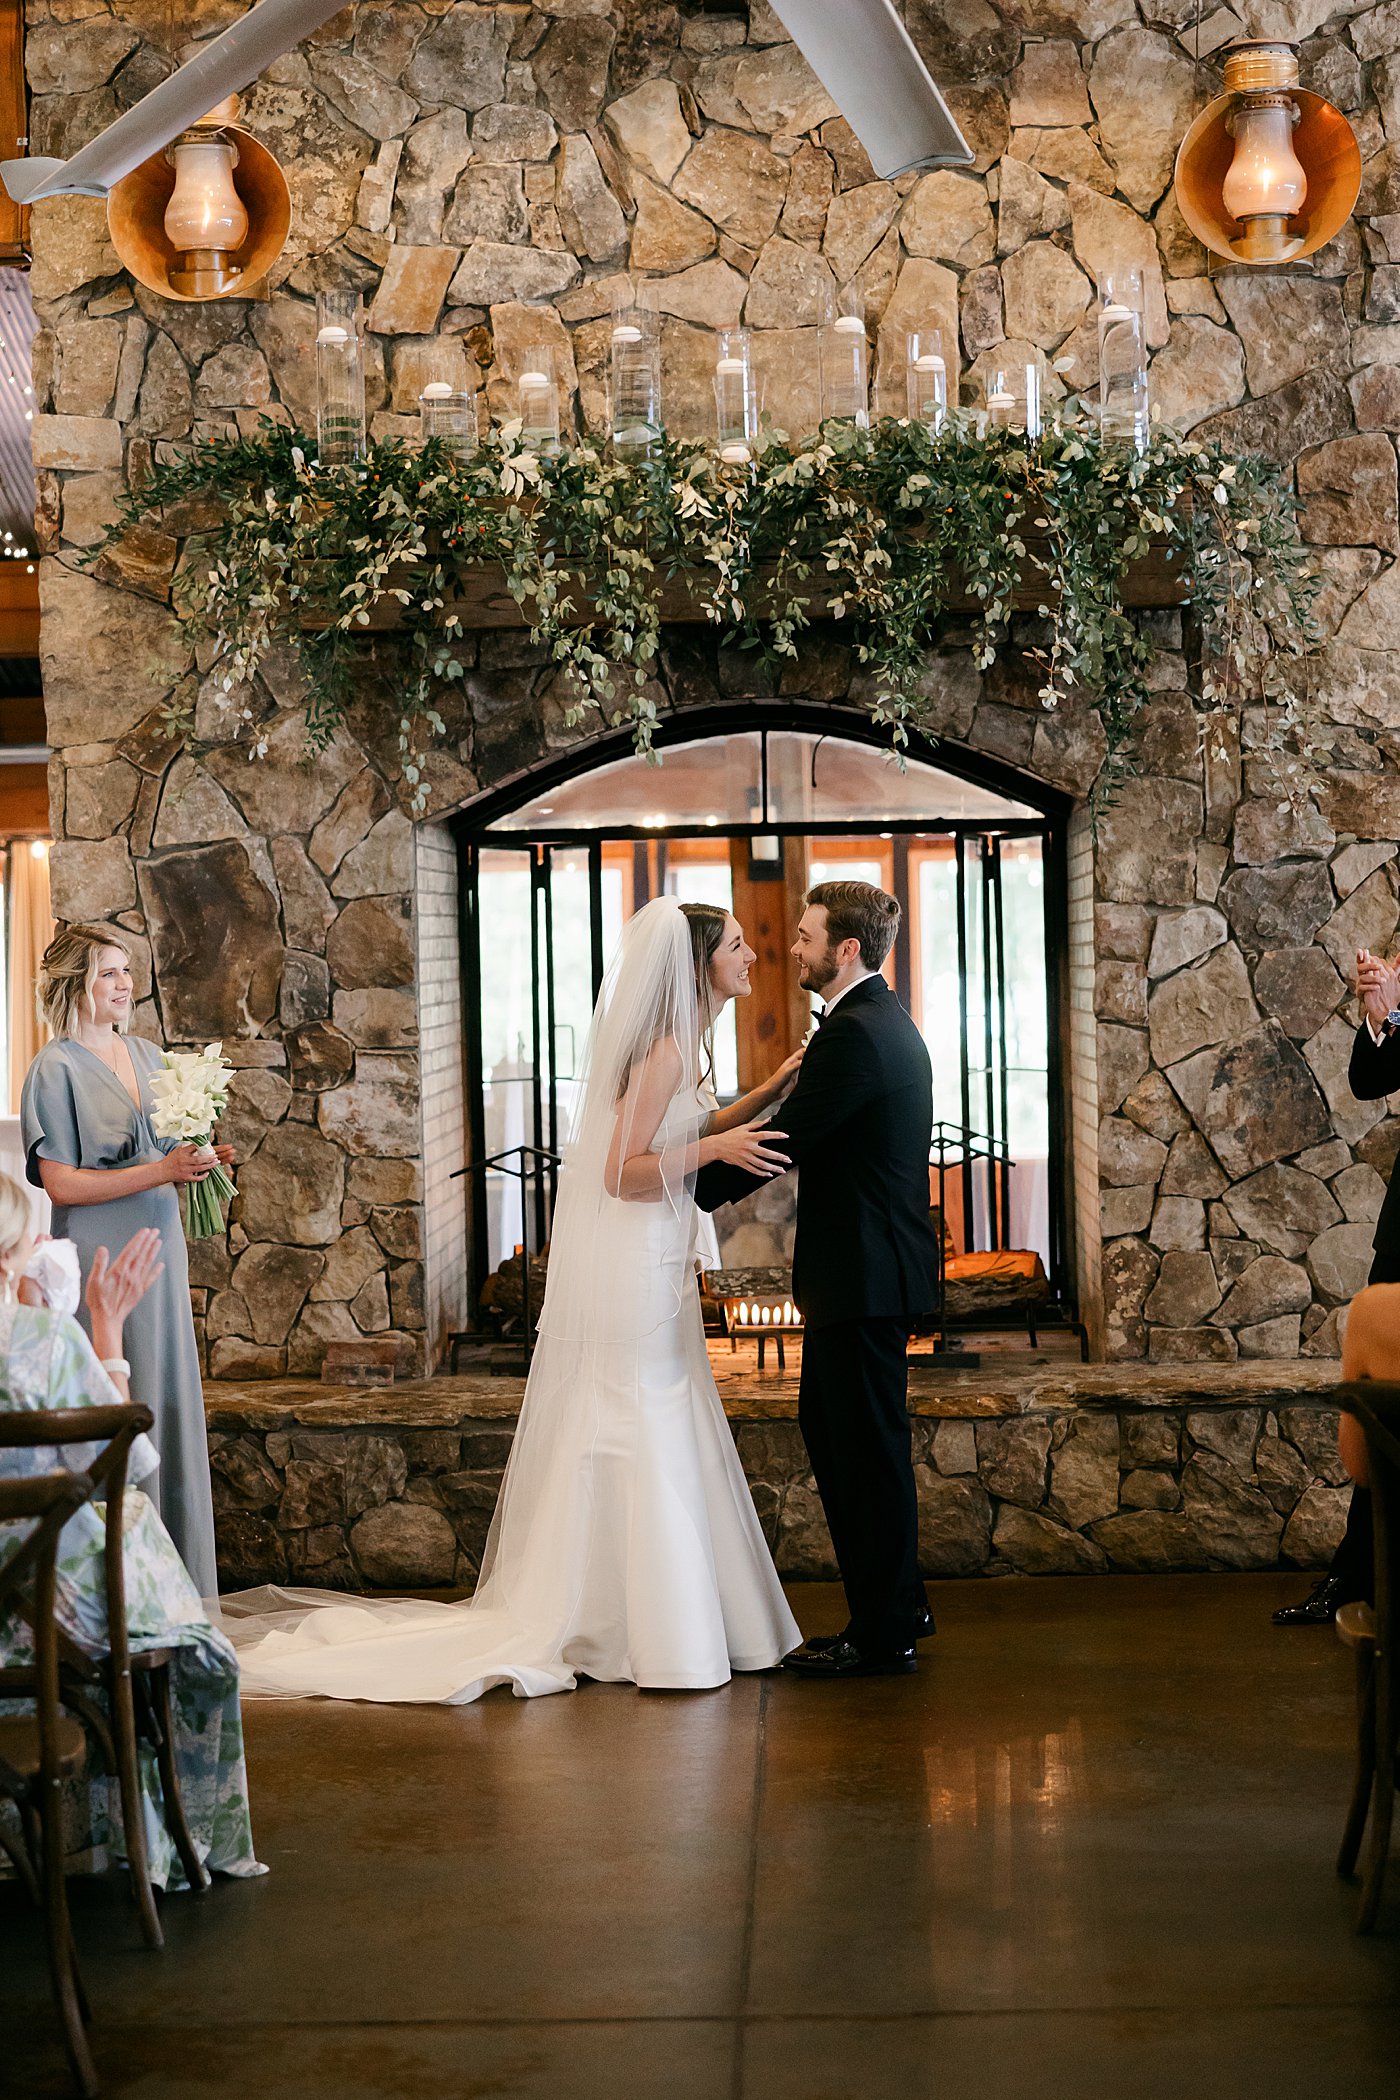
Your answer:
[181,1157,236,1241]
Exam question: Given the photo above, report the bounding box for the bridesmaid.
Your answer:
[20,923,225,1596]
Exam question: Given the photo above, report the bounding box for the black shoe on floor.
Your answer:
[1272,1575,1351,1626]
[804,1606,935,1654]
[783,1636,917,1679]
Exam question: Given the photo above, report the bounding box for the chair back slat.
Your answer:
[0,1403,153,1618]
[0,1471,92,1761]
[0,1472,96,1615]
[0,1468,102,2092]
[0,1404,153,1450]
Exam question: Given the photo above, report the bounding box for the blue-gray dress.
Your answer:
[20,1036,218,1597]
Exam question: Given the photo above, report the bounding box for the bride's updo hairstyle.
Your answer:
[38,923,133,1039]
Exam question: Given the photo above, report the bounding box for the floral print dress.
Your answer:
[0,1302,262,1889]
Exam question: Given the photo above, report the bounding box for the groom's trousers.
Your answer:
[798,1317,925,1655]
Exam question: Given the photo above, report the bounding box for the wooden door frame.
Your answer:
[0,6,25,266]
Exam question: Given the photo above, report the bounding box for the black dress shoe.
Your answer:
[783,1636,916,1679]
[804,1605,936,1653]
[1272,1575,1352,1626]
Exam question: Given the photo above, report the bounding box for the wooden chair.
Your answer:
[0,1469,101,2096]
[0,1403,209,1956]
[1333,1379,1400,1931]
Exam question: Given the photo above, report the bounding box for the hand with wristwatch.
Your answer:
[1356,947,1400,1036]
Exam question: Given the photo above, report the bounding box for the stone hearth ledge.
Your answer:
[205,1359,1342,1431]
[205,1363,1350,1592]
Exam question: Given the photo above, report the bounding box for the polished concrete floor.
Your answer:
[4,1574,1400,2099]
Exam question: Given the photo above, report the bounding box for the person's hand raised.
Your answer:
[86,1227,164,1336]
[1357,948,1400,1028]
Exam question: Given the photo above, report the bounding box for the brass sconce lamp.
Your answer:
[1174,40,1361,266]
[106,94,289,303]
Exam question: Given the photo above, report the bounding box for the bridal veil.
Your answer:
[217,898,799,1703]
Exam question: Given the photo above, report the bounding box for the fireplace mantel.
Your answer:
[296,536,1189,634]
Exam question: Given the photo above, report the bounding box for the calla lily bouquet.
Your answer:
[148,1043,236,1239]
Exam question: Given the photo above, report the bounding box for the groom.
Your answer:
[696,881,939,1678]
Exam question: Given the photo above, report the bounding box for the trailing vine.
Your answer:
[93,410,1319,813]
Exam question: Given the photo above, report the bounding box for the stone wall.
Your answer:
[25,0,1400,1373]
[205,1364,1351,1590]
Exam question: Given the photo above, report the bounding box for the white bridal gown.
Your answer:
[223,1083,800,1705]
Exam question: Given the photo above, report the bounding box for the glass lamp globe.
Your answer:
[1221,96,1307,259]
[164,129,249,296]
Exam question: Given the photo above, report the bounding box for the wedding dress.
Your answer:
[220,899,800,1703]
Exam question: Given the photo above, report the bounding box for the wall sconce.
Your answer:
[1174,40,1360,266]
[106,94,289,302]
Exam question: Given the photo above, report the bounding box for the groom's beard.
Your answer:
[798,952,841,995]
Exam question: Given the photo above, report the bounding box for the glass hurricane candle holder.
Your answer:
[315,288,365,466]
[419,383,478,461]
[819,306,870,427]
[713,327,757,463]
[610,297,662,462]
[1097,266,1149,451]
[518,345,561,454]
[905,329,947,431]
[982,359,1043,439]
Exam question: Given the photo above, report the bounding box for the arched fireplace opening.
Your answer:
[423,702,1096,1368]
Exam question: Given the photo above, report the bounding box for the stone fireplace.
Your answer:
[25,0,1400,1387]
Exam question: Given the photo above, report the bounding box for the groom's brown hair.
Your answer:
[806,882,900,971]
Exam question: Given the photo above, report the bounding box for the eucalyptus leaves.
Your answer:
[94,411,1319,814]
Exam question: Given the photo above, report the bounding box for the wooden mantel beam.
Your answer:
[299,536,1188,635]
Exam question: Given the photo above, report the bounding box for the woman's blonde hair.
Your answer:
[0,1170,32,1267]
[37,923,133,1039]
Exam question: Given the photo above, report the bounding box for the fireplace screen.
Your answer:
[456,718,1070,1329]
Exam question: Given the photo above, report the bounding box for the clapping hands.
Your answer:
[86,1227,164,1344]
[1357,948,1400,1028]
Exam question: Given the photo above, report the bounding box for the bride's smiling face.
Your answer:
[708,914,757,1004]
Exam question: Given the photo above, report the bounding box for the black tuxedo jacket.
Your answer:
[1350,1020,1400,1281]
[695,975,939,1329]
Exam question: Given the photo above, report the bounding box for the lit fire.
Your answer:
[729,1299,801,1330]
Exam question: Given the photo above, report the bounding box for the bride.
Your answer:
[222,898,803,1702]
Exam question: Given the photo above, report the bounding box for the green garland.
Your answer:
[92,411,1319,812]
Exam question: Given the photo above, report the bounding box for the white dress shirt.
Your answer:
[820,970,878,1021]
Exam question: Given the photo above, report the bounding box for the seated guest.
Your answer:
[1274,946,1400,1624]
[0,1173,262,1889]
